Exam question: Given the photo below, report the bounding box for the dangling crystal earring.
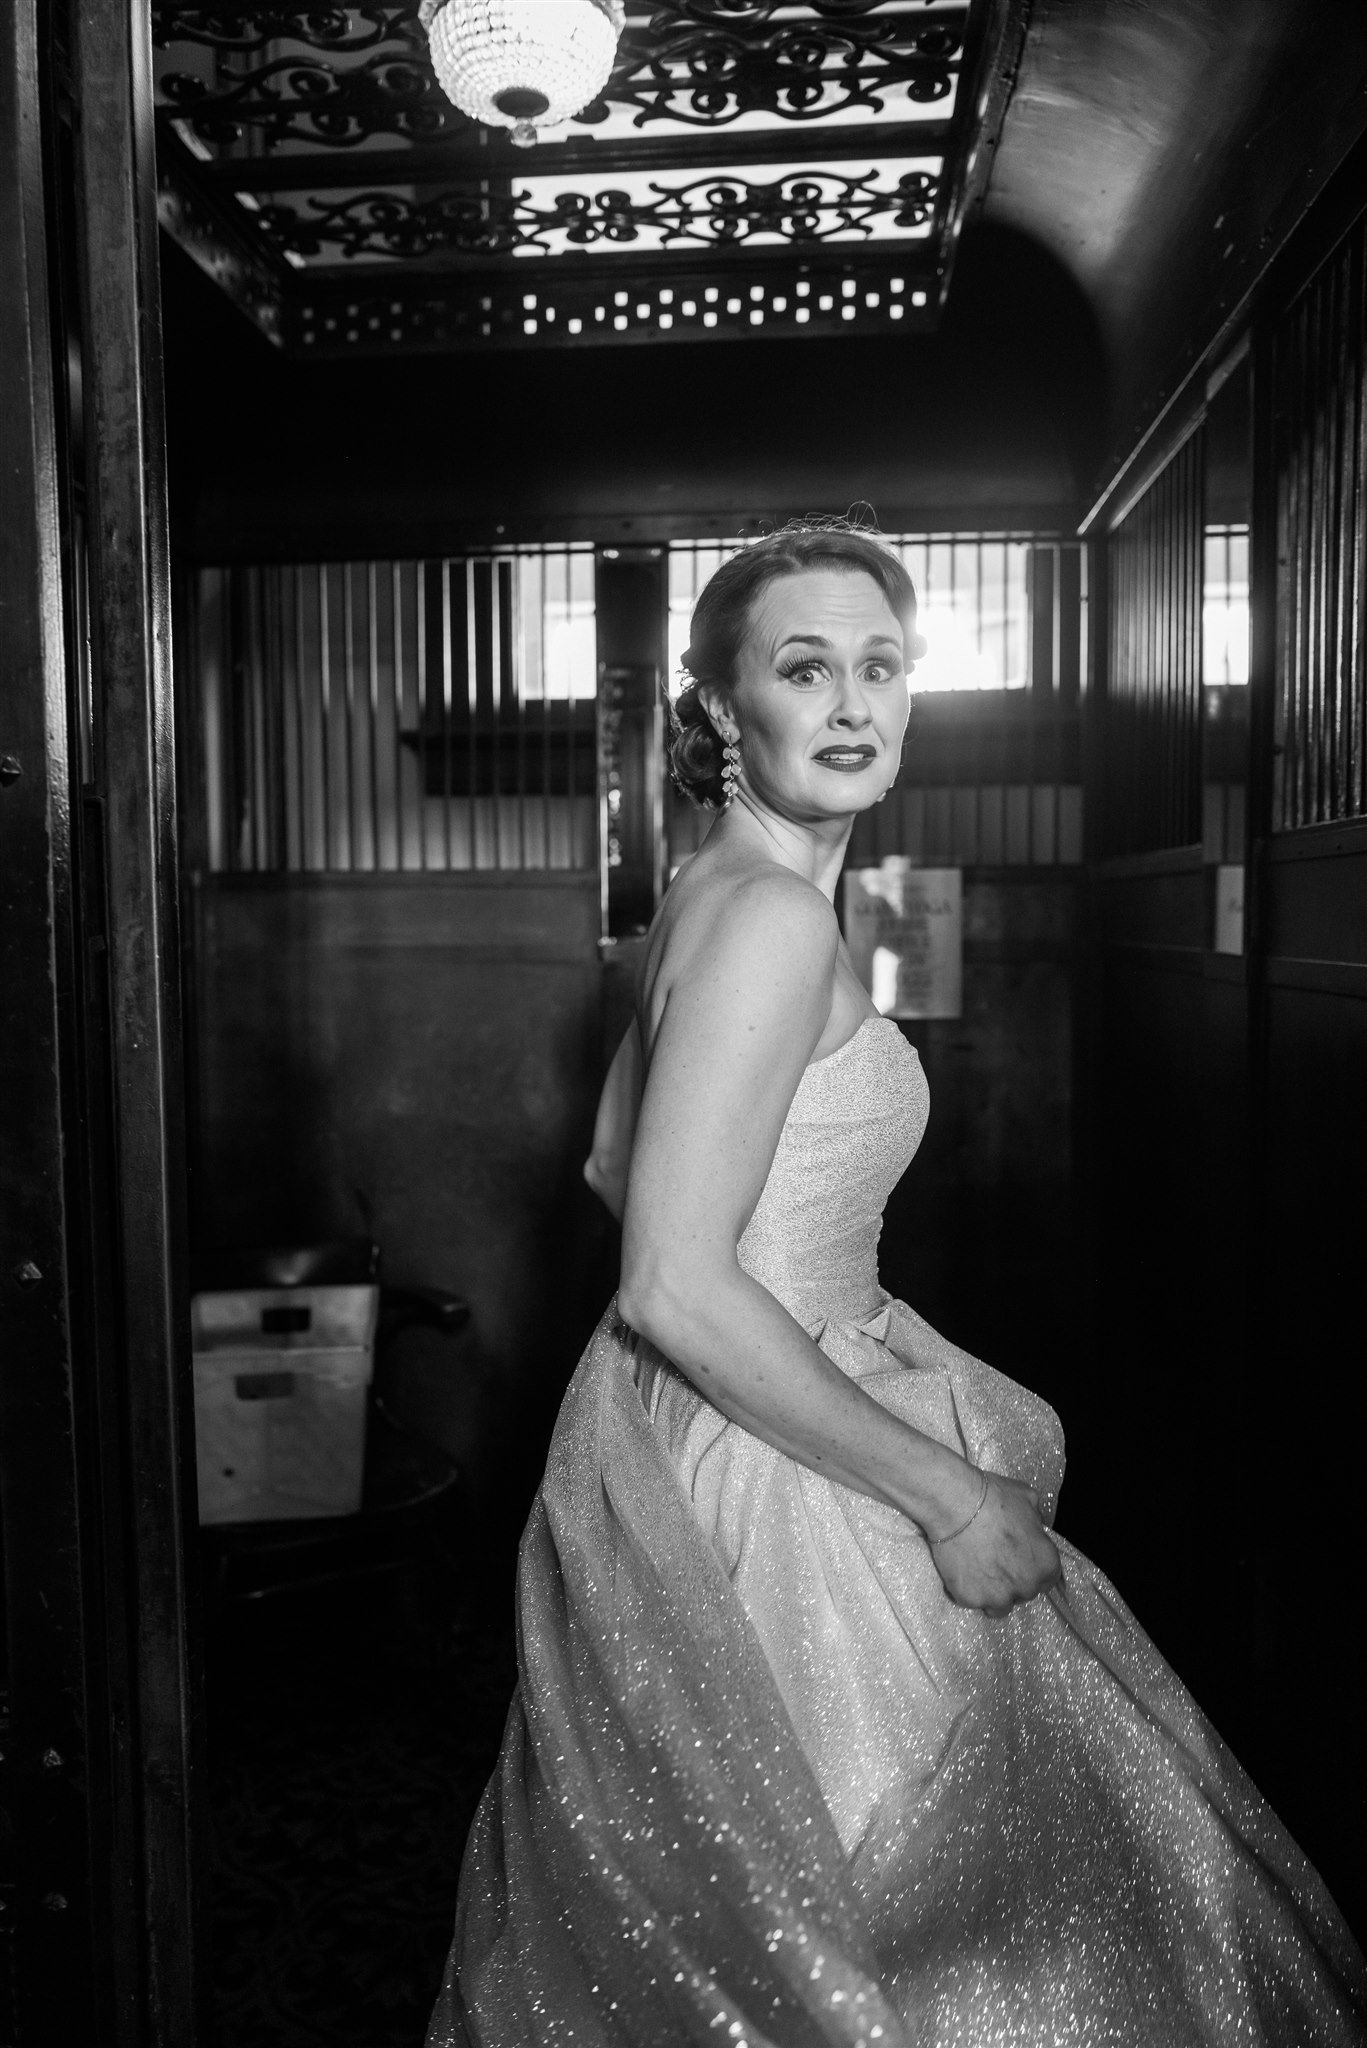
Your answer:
[720,733,741,807]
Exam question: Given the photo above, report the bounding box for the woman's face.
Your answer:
[718,568,911,821]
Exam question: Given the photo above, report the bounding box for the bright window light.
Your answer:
[666,536,1037,692]
[529,551,597,702]
[1203,526,1250,685]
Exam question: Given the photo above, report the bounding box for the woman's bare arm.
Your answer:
[618,872,982,1532]
[583,1021,643,1223]
[617,869,1060,1612]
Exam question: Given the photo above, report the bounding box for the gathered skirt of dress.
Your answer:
[426,1293,1367,2048]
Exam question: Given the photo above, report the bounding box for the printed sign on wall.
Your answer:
[1213,862,1245,957]
[843,861,963,1020]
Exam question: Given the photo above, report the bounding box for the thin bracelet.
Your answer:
[929,1468,990,1547]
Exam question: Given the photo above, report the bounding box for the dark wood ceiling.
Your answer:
[152,0,1020,357]
[981,0,1367,464]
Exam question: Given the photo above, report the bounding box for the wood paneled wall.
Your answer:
[1080,147,1367,1933]
[189,872,612,1568]
[877,872,1080,1410]
[1238,193,1367,1920]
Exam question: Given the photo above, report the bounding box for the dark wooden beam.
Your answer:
[188,118,955,193]
[931,0,1026,286]
[293,239,941,285]
[157,130,286,346]
[283,248,940,357]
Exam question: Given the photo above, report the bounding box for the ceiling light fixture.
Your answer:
[420,0,626,149]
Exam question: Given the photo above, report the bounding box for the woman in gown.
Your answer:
[428,523,1366,2048]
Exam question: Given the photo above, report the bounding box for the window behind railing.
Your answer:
[1202,520,1251,867]
[668,533,1086,869]
[192,549,597,874]
[1273,212,1367,831]
[191,532,1087,883]
[668,534,1058,692]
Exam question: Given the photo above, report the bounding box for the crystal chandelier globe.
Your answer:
[420,0,626,148]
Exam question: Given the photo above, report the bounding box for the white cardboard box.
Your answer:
[191,1284,378,1525]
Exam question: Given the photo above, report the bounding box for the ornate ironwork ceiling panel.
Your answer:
[251,160,940,262]
[153,0,1021,356]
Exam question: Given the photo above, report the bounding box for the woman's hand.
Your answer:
[929,1472,1062,1617]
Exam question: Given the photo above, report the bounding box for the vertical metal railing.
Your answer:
[1201,522,1251,864]
[198,537,1092,878]
[1104,436,1206,857]
[197,548,598,873]
[1274,211,1367,830]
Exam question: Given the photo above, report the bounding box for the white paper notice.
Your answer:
[843,861,963,1020]
[1213,862,1245,956]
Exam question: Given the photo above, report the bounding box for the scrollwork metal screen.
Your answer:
[150,1,998,356]
[1103,435,1205,857]
[1273,213,1367,831]
[154,1,966,154]
[192,550,597,873]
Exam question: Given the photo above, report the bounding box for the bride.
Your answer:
[428,522,1366,2046]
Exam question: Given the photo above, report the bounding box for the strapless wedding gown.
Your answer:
[428,1016,1366,2047]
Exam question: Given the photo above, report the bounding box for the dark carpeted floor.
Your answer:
[204,1567,516,2048]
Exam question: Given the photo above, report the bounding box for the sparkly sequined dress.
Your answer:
[428,1015,1366,2047]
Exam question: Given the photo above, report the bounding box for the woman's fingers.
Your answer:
[931,1475,1062,1613]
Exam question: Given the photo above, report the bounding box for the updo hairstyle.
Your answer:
[669,518,927,809]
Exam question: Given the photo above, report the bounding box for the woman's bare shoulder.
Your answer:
[641,857,837,1042]
[721,865,840,970]
[670,847,835,934]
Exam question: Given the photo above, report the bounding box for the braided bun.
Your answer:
[667,676,727,809]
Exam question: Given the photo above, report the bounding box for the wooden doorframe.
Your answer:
[69,0,204,2028]
[0,0,204,2038]
[0,0,99,2031]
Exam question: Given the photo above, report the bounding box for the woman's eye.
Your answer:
[782,663,823,686]
[863,662,899,684]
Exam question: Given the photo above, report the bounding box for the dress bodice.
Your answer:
[736,1015,928,1333]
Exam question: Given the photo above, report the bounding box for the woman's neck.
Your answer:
[722,792,854,902]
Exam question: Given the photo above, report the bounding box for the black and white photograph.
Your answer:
[2,2,1366,2043]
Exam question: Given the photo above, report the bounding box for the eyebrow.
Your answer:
[774,632,903,654]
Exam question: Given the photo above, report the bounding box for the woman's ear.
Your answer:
[908,631,928,663]
[695,681,733,738]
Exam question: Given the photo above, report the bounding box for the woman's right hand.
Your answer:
[928,1472,1062,1617]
